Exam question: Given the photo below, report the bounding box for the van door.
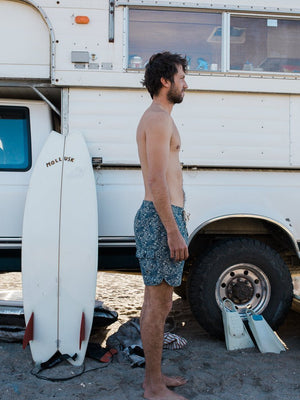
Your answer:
[0,105,32,240]
[0,101,52,242]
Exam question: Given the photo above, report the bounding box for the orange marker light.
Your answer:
[75,16,90,24]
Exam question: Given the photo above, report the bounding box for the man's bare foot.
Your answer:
[143,375,187,389]
[144,385,188,400]
[163,375,187,387]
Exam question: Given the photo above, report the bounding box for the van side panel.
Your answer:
[69,88,294,168]
[67,88,300,242]
[0,1,50,79]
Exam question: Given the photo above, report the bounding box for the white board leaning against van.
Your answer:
[22,130,98,367]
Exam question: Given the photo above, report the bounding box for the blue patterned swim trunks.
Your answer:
[134,200,188,287]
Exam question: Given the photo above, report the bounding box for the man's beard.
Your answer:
[167,84,184,104]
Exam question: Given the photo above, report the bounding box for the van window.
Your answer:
[230,16,300,73]
[128,9,222,72]
[0,106,31,171]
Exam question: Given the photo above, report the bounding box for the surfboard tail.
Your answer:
[79,312,85,350]
[23,312,34,349]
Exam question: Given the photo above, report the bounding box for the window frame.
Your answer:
[126,7,224,72]
[227,12,300,75]
[0,105,32,172]
[125,7,300,77]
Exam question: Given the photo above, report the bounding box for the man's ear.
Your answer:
[160,77,171,88]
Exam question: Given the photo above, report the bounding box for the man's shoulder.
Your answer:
[143,107,172,128]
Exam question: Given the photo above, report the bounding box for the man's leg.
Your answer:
[140,281,188,400]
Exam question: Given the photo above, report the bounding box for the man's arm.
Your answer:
[145,114,188,262]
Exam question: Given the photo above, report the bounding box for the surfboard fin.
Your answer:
[79,312,85,350]
[246,310,287,354]
[23,312,34,349]
[222,299,255,351]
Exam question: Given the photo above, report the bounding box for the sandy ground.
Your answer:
[0,271,300,400]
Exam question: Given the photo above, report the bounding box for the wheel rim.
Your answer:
[215,263,271,318]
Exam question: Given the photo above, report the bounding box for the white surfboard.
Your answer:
[22,130,98,366]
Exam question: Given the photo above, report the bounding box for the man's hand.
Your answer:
[167,231,189,262]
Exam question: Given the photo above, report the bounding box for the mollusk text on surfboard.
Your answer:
[46,157,75,167]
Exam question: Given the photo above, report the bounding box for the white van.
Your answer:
[1,0,300,337]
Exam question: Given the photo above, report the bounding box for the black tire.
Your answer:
[187,238,293,338]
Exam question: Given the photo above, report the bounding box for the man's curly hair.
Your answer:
[142,52,187,99]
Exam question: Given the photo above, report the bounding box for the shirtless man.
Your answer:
[134,52,189,400]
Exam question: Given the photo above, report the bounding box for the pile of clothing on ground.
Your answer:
[106,317,187,368]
